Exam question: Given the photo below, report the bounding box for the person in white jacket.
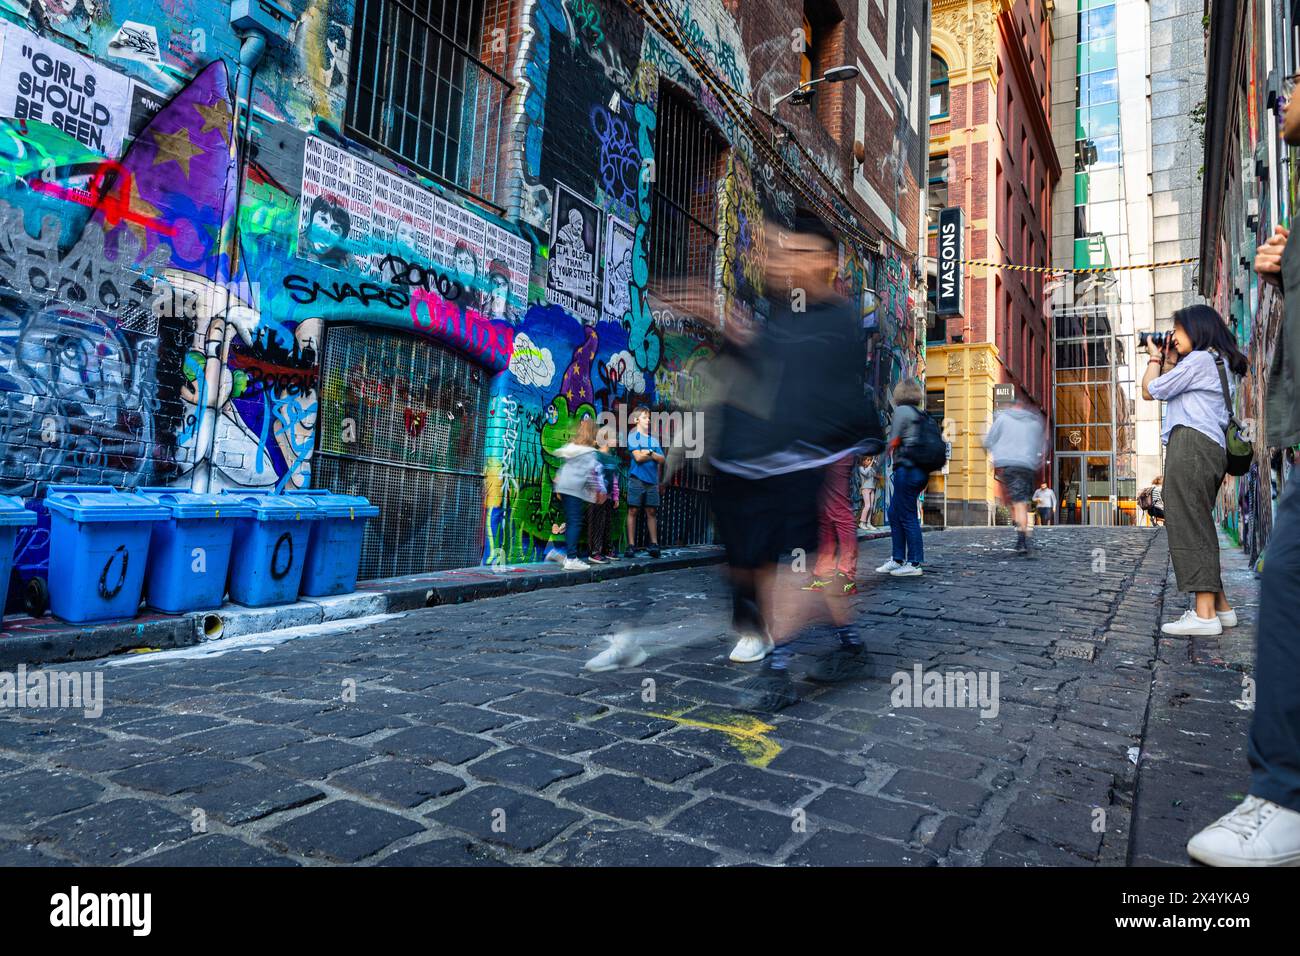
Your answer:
[552,418,607,571]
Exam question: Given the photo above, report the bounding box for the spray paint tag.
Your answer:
[349,507,354,520]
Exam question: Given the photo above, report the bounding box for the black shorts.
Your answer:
[711,468,822,570]
[1001,467,1036,505]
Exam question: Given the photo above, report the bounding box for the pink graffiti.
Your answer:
[410,286,514,372]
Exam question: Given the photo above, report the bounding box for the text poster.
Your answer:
[0,23,133,155]
[546,181,601,324]
[298,135,373,273]
[601,216,634,324]
[483,222,531,324]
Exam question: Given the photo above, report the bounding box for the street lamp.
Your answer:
[769,64,860,111]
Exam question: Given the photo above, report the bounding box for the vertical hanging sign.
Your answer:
[936,206,965,317]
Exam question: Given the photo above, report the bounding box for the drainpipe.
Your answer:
[191,30,267,493]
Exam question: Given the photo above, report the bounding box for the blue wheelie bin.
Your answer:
[222,491,322,607]
[137,488,252,613]
[0,496,36,622]
[285,489,379,596]
[44,486,168,623]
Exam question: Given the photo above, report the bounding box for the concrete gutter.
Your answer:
[0,546,727,668]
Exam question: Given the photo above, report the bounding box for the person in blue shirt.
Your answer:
[625,406,664,558]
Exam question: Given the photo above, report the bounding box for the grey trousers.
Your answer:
[1163,425,1227,593]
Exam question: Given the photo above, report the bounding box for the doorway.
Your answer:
[1055,453,1115,525]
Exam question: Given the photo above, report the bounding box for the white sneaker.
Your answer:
[545,550,564,564]
[584,635,649,672]
[562,557,590,571]
[876,558,904,574]
[1187,796,1300,867]
[729,632,774,663]
[1161,609,1223,636]
[1217,608,1239,628]
[890,563,923,577]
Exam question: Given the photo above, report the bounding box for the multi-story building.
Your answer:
[0,0,927,580]
[1201,0,1298,563]
[1046,0,1206,526]
[925,0,1059,526]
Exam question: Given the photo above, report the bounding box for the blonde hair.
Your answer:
[574,418,597,447]
[892,379,923,408]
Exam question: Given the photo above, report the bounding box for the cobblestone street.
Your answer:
[0,527,1255,867]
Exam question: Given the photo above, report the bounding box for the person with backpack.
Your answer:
[877,380,942,577]
[983,401,1048,555]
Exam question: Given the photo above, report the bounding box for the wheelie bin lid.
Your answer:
[136,487,253,520]
[0,495,36,526]
[284,488,380,519]
[220,489,323,520]
[43,487,170,523]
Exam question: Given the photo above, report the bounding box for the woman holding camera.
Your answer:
[1141,304,1248,635]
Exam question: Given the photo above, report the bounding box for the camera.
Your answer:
[1138,331,1170,349]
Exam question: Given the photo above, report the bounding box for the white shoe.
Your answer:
[729,632,774,663]
[1217,608,1239,628]
[584,635,649,672]
[876,559,904,574]
[563,557,590,571]
[545,550,564,564]
[890,563,923,577]
[1187,796,1300,866]
[1160,609,1223,636]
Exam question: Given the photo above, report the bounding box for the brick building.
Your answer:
[925,0,1059,525]
[0,0,926,581]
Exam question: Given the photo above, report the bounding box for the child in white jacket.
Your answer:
[552,418,607,570]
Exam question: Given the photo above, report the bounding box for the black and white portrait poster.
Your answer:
[601,216,634,324]
[0,23,133,155]
[298,135,373,273]
[483,222,532,324]
[546,182,601,324]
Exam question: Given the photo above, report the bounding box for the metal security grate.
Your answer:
[346,0,512,205]
[316,324,489,578]
[649,82,724,317]
[653,454,713,548]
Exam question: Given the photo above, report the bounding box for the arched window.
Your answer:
[930,53,950,119]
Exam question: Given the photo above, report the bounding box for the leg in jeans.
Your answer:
[1249,470,1300,813]
[889,468,909,562]
[563,495,585,556]
[814,459,854,578]
[898,466,925,565]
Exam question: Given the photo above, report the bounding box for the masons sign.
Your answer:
[936,206,965,317]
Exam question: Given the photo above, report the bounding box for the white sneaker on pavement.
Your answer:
[563,557,590,571]
[1187,796,1300,867]
[1161,609,1223,636]
[1217,608,1239,628]
[876,558,904,574]
[890,562,923,577]
[584,634,649,672]
[729,632,774,663]
[545,550,564,564]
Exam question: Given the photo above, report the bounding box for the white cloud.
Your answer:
[509,333,555,387]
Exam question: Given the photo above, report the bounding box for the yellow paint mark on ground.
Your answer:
[634,707,781,768]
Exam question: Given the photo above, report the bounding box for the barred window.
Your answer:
[346,0,512,205]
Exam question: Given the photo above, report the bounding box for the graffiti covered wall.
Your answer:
[0,0,924,570]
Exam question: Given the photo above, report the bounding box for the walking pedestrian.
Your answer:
[553,418,607,572]
[1186,196,1300,863]
[858,454,879,530]
[708,211,883,700]
[983,401,1048,555]
[876,381,930,577]
[1032,482,1056,526]
[1137,476,1165,527]
[1141,305,1246,636]
[624,407,664,559]
[804,455,861,596]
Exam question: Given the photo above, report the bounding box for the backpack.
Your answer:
[908,412,948,473]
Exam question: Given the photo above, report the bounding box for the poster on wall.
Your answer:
[441,199,488,311]
[369,167,434,281]
[0,23,134,155]
[546,182,602,324]
[298,135,374,273]
[483,222,531,323]
[107,22,163,66]
[601,217,634,324]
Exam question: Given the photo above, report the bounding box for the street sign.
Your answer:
[994,383,1015,409]
[936,206,965,317]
